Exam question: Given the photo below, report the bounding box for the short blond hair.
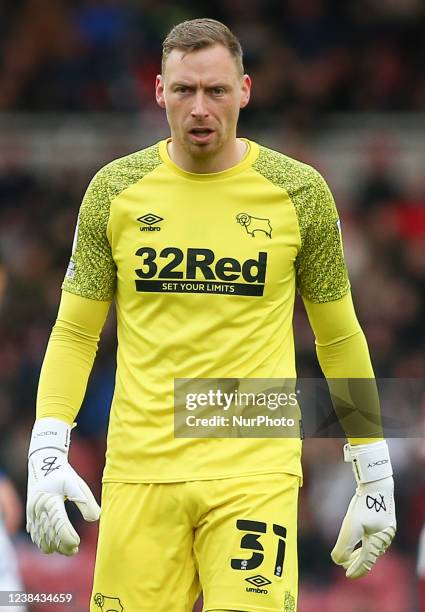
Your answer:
[162,18,244,76]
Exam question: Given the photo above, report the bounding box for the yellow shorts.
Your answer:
[90,473,300,612]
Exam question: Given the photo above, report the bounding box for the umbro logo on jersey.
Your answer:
[138,213,163,232]
[236,212,272,238]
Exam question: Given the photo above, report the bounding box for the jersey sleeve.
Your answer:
[304,292,383,442]
[295,169,350,303]
[62,167,116,300]
[37,291,110,423]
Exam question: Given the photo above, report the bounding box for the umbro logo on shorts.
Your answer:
[245,574,271,594]
[245,574,272,587]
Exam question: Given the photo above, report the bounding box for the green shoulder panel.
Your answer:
[253,145,350,303]
[62,143,162,301]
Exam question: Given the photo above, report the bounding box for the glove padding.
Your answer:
[26,418,100,556]
[331,475,396,578]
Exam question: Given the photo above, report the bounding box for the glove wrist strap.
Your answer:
[343,439,393,484]
[28,417,72,458]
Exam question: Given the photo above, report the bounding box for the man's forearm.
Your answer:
[316,329,383,442]
[304,292,383,442]
[37,291,111,423]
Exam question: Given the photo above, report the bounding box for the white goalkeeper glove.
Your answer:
[331,440,396,579]
[26,417,100,555]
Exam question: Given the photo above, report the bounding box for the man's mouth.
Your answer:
[189,127,214,143]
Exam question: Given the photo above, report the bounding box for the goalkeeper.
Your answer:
[26,17,396,612]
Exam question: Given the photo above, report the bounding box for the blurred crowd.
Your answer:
[1,0,425,127]
[0,0,424,610]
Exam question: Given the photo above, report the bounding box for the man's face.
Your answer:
[156,44,251,160]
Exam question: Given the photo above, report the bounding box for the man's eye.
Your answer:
[212,87,225,95]
[175,86,188,93]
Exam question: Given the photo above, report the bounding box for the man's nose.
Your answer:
[191,92,209,118]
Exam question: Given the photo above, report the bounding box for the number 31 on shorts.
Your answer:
[231,520,287,578]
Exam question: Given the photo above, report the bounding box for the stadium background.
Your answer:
[0,0,424,610]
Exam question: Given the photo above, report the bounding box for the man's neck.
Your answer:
[167,138,247,174]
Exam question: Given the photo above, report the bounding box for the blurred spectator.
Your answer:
[0,473,27,611]
[416,406,425,612]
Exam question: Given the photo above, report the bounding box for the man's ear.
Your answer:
[240,74,252,109]
[155,75,166,109]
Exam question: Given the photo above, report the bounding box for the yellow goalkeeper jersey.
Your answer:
[62,139,349,483]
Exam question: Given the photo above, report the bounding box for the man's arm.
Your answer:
[37,162,116,424]
[27,291,110,555]
[27,164,116,556]
[304,293,396,578]
[303,291,383,442]
[36,291,111,423]
[294,168,396,578]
